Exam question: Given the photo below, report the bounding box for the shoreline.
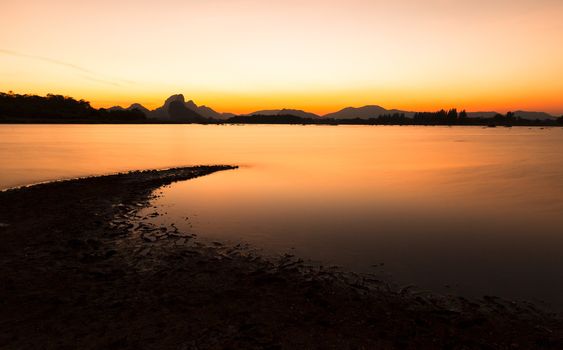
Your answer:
[0,165,234,192]
[2,121,563,127]
[0,166,561,349]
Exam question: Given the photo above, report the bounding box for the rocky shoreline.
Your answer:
[0,166,561,349]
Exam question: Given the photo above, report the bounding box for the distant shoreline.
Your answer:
[2,120,563,126]
[0,165,561,348]
[2,92,562,126]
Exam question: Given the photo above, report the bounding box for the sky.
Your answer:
[1,0,562,115]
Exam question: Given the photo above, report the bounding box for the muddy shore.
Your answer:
[0,166,561,349]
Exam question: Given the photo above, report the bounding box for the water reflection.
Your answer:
[1,125,563,309]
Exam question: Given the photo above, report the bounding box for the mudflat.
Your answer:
[0,166,561,349]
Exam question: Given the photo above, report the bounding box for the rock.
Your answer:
[142,234,157,243]
[139,248,151,256]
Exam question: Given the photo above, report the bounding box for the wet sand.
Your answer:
[0,166,561,349]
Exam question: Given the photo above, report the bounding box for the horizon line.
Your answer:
[2,90,562,117]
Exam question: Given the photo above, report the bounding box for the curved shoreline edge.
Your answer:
[0,166,561,349]
[0,165,238,193]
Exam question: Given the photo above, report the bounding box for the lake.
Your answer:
[1,124,562,309]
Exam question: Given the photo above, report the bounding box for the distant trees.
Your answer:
[413,109,461,125]
[227,114,308,124]
[447,108,458,123]
[409,109,543,126]
[0,92,146,123]
[369,113,407,125]
[1,91,560,126]
[97,108,147,122]
[222,110,561,127]
[0,92,96,119]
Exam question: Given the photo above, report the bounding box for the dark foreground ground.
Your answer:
[0,166,561,350]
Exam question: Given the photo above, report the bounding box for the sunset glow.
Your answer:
[1,0,562,115]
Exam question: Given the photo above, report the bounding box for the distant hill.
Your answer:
[513,111,556,120]
[185,100,230,120]
[466,111,555,121]
[2,91,561,125]
[128,103,151,115]
[227,114,308,124]
[149,94,196,120]
[323,105,415,119]
[246,109,319,119]
[324,107,557,120]
[109,103,151,115]
[110,95,558,122]
[168,100,206,122]
[111,94,228,122]
[221,112,237,119]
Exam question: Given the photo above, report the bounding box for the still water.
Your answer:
[1,125,562,308]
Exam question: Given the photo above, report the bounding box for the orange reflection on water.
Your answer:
[2,125,563,308]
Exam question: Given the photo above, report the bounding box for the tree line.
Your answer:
[227,111,562,126]
[1,92,562,126]
[410,109,555,126]
[0,92,146,123]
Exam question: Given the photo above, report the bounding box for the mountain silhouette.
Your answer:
[464,111,555,120]
[190,102,230,120]
[128,103,150,115]
[246,109,319,119]
[221,112,237,119]
[513,111,556,120]
[4,91,560,125]
[107,95,558,122]
[112,94,230,121]
[167,100,206,122]
[149,94,187,119]
[323,105,415,119]
[106,103,152,116]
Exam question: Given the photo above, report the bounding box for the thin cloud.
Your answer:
[79,75,121,87]
[0,49,134,87]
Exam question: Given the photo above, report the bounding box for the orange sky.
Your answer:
[1,0,562,115]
